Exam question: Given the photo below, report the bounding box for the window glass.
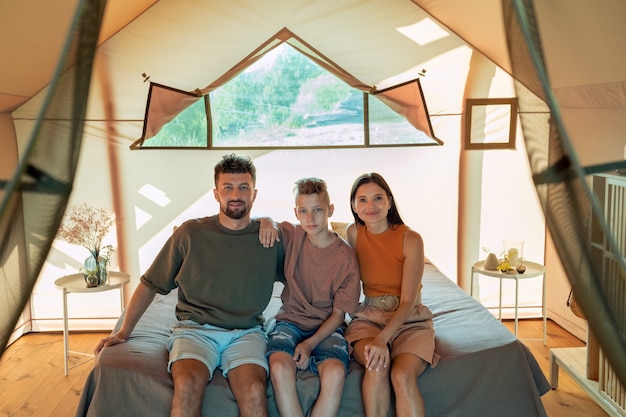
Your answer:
[368,94,434,146]
[210,44,364,148]
[143,99,207,147]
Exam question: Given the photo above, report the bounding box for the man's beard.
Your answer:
[221,201,250,220]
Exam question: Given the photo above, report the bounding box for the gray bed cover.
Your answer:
[76,262,550,417]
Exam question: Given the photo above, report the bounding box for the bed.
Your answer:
[76,260,550,417]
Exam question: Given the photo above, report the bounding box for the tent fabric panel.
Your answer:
[1,0,107,356]
[411,0,511,74]
[503,0,626,386]
[536,0,626,89]
[373,79,438,140]
[0,0,80,113]
[138,83,202,144]
[555,81,626,110]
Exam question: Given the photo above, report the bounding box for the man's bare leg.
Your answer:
[228,363,269,417]
[170,358,210,417]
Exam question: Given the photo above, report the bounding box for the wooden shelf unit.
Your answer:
[550,173,626,417]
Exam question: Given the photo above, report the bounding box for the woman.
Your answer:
[345,173,439,417]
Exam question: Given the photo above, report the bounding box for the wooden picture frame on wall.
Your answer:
[464,97,518,150]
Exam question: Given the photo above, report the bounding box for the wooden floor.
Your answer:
[501,320,609,417]
[0,320,609,417]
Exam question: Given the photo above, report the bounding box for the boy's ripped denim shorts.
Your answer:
[266,320,350,375]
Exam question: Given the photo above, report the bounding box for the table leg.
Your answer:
[549,350,559,389]
[62,289,69,376]
[498,279,503,321]
[542,271,547,345]
[119,286,125,313]
[514,277,519,337]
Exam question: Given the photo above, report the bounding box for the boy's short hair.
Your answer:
[214,154,256,185]
[294,177,330,205]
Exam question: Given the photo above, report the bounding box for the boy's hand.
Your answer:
[258,217,280,248]
[293,341,312,370]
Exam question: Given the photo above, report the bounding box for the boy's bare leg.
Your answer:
[269,352,305,417]
[311,358,345,417]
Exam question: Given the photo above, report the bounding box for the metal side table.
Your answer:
[470,260,546,344]
[54,271,130,375]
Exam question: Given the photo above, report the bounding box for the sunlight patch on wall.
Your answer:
[397,18,449,46]
[138,184,171,207]
[135,206,152,230]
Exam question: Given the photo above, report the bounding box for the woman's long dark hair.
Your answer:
[350,173,404,227]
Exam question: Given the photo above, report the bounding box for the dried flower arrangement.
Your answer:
[56,203,116,265]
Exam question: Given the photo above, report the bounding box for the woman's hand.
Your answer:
[364,336,390,371]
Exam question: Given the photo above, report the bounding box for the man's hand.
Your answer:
[94,332,127,356]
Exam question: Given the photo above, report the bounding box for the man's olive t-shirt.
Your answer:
[141,215,284,329]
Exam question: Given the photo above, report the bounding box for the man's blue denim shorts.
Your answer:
[266,320,350,375]
[168,320,268,378]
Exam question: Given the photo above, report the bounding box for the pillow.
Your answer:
[331,222,349,240]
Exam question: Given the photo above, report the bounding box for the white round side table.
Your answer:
[470,260,547,344]
[54,271,130,375]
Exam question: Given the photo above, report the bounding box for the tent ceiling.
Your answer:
[2,0,625,160]
[10,0,477,141]
[2,0,507,116]
[0,0,156,113]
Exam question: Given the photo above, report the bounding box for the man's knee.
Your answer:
[171,358,211,387]
[229,363,268,393]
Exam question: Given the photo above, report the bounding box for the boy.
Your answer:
[267,177,360,417]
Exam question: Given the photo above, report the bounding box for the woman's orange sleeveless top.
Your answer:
[355,223,408,297]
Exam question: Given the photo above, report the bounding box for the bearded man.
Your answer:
[95,154,284,417]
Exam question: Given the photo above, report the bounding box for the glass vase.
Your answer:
[503,240,524,267]
[83,255,99,287]
[97,258,109,286]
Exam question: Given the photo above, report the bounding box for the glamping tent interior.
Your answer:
[1,0,625,415]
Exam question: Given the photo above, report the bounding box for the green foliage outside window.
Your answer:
[143,100,206,147]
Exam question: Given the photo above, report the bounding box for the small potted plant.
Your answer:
[56,204,116,287]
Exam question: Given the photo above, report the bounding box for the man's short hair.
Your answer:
[293,177,330,205]
[214,154,256,185]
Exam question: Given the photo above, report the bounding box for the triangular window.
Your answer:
[131,29,441,149]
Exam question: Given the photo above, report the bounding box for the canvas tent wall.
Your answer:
[2,0,625,347]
